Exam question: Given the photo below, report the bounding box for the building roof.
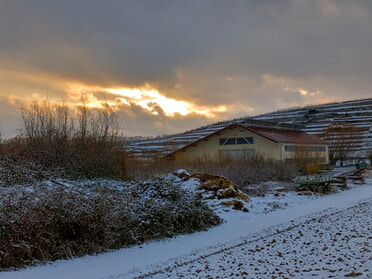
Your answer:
[163,123,328,159]
[248,127,328,144]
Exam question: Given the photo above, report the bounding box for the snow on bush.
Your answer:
[0,156,50,186]
[0,177,221,270]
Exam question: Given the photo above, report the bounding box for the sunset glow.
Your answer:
[62,83,229,119]
[1,1,370,138]
[106,87,191,116]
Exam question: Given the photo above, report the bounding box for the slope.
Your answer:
[126,98,372,159]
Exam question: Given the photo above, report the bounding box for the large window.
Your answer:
[284,145,327,152]
[284,145,294,152]
[219,137,254,145]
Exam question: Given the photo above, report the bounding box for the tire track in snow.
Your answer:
[124,199,371,279]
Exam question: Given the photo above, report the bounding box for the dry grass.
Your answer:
[167,155,299,191]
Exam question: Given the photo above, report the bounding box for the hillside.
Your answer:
[126,98,372,159]
[253,98,372,157]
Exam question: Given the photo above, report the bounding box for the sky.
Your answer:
[1,0,372,138]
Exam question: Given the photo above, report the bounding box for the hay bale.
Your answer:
[192,173,222,183]
[236,192,250,202]
[173,169,191,180]
[197,175,250,204]
[175,170,250,210]
[198,178,234,191]
[217,187,236,199]
[220,200,245,211]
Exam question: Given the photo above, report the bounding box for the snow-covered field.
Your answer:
[2,178,372,279]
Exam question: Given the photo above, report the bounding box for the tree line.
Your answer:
[0,99,370,178]
[1,98,128,178]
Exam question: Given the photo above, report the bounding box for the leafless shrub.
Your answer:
[319,122,365,165]
[0,178,221,270]
[17,99,125,179]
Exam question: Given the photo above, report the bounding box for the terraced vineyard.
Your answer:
[126,98,372,160]
[253,98,372,158]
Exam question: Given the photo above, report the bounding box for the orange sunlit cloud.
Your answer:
[107,86,231,118]
[4,77,230,120]
[107,87,191,116]
[65,83,230,118]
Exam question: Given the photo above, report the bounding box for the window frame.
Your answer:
[219,137,254,145]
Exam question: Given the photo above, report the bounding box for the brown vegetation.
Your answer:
[319,123,365,165]
[0,101,224,270]
[0,99,323,271]
[173,170,250,211]
[170,155,299,191]
[0,177,221,270]
[7,99,126,179]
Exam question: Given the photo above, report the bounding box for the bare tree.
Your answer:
[19,98,125,178]
[319,123,365,165]
[95,103,120,142]
[55,102,71,142]
[75,95,120,143]
[20,100,74,165]
[0,130,3,155]
[75,96,89,143]
[72,98,123,177]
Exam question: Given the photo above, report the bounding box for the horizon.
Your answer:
[1,1,372,139]
[3,96,369,141]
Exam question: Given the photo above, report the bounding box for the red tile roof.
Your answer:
[248,127,328,144]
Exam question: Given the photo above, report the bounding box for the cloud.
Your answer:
[0,97,21,138]
[283,87,322,97]
[115,102,215,137]
[0,0,372,137]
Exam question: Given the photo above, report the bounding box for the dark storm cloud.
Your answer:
[1,0,372,136]
[1,0,226,86]
[2,1,370,83]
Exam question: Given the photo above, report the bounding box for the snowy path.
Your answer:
[136,200,372,279]
[1,183,372,279]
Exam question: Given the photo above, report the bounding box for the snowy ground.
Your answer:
[141,199,371,279]
[1,179,372,279]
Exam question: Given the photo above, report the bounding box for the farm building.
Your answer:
[163,123,329,164]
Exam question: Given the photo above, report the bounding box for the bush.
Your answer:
[0,178,221,270]
[16,99,127,179]
[0,156,50,186]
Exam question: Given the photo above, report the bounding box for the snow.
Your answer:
[1,179,372,279]
[127,98,372,160]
